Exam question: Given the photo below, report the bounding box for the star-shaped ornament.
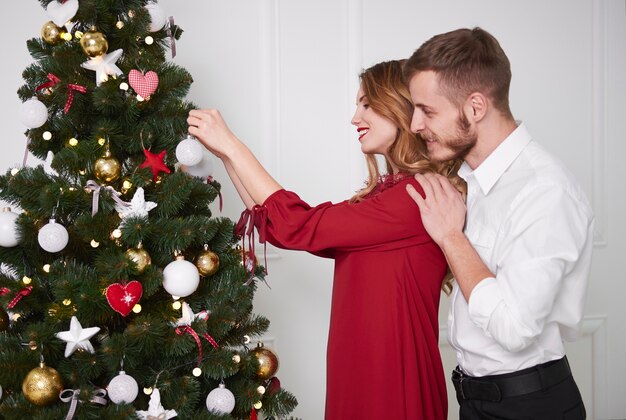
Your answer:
[55,316,100,358]
[171,302,208,327]
[116,187,157,222]
[136,388,177,420]
[139,149,172,181]
[81,49,124,86]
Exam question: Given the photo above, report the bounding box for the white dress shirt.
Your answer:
[449,122,594,377]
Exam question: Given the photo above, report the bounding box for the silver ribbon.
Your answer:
[22,138,31,167]
[166,16,177,58]
[85,180,129,216]
[60,388,107,420]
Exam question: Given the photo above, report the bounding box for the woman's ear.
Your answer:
[466,93,487,122]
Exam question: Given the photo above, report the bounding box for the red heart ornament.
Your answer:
[105,281,143,316]
[128,69,159,99]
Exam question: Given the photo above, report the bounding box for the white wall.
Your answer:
[3,1,625,419]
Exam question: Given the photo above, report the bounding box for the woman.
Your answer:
[188,60,463,419]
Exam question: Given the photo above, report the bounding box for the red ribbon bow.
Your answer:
[235,205,269,284]
[175,325,219,368]
[3,286,33,309]
[35,73,87,114]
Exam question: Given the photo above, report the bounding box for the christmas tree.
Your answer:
[0,1,296,418]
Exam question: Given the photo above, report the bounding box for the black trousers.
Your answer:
[454,358,586,420]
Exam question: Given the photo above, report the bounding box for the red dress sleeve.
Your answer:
[260,178,432,257]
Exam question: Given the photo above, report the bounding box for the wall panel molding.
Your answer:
[592,0,608,247]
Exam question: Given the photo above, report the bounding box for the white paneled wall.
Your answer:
[3,2,625,419]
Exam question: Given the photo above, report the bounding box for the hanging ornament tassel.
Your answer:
[60,388,107,420]
[7,286,33,309]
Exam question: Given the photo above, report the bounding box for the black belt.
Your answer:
[451,357,572,402]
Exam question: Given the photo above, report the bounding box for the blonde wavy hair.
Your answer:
[350,60,465,294]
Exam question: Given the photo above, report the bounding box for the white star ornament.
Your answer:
[81,49,124,86]
[55,316,101,357]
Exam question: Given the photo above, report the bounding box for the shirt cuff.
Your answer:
[467,277,502,332]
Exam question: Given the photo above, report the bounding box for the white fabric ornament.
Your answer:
[81,49,124,86]
[162,258,200,297]
[19,98,48,129]
[0,208,20,247]
[175,135,204,166]
[107,371,138,404]
[145,2,167,32]
[116,187,157,224]
[206,383,235,414]
[44,150,59,177]
[55,316,100,357]
[181,151,214,178]
[172,302,208,327]
[46,0,79,27]
[137,388,177,419]
[38,219,69,253]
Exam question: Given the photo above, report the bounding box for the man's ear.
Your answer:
[466,93,487,122]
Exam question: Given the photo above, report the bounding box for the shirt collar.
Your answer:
[458,122,532,195]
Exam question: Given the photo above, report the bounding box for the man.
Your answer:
[404,27,593,419]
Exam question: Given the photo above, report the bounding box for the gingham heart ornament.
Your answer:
[128,69,159,99]
[47,0,79,27]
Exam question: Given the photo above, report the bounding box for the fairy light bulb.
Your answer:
[143,387,152,395]
[192,368,202,377]
[43,264,51,272]
[43,131,52,140]
[132,304,142,313]
[68,137,78,146]
[119,82,129,91]
[111,229,122,239]
[172,301,182,310]
[10,168,19,176]
[90,240,100,248]
[98,137,106,146]
[145,36,154,45]
[22,276,32,285]
[62,299,72,306]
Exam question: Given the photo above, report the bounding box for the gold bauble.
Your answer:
[252,343,279,380]
[125,245,151,274]
[196,249,220,277]
[94,150,121,183]
[22,362,64,406]
[80,31,109,57]
[41,21,63,45]
[0,306,9,331]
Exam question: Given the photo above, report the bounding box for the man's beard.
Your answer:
[427,112,477,162]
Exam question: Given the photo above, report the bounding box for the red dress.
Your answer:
[260,176,447,419]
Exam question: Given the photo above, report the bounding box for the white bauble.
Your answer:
[0,208,20,247]
[145,2,167,32]
[107,371,139,404]
[205,383,235,414]
[19,98,48,129]
[162,258,200,297]
[175,136,204,166]
[38,219,69,253]
[181,152,214,179]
